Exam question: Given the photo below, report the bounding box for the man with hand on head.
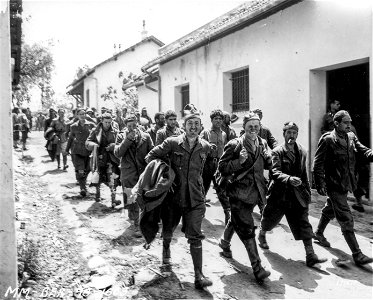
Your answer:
[114,114,153,236]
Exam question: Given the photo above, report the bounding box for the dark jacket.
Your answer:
[218,136,271,204]
[155,126,183,146]
[134,159,175,244]
[259,125,278,150]
[313,129,373,193]
[114,128,153,187]
[147,125,164,146]
[145,134,213,208]
[86,123,119,166]
[222,124,237,141]
[66,121,96,156]
[267,142,311,207]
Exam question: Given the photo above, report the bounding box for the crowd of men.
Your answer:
[24,102,373,289]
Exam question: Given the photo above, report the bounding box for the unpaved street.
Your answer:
[14,131,373,299]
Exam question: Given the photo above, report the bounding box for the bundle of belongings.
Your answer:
[132,159,175,244]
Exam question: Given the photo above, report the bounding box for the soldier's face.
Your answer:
[157,115,165,127]
[127,121,137,132]
[211,116,223,128]
[283,129,298,144]
[166,116,177,128]
[335,115,352,133]
[77,110,86,121]
[244,120,260,140]
[58,110,65,118]
[102,118,112,130]
[185,118,201,138]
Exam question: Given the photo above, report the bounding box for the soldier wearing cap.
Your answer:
[147,112,165,145]
[221,111,238,142]
[66,108,96,197]
[258,121,327,267]
[218,112,271,282]
[200,109,230,223]
[145,111,215,290]
[313,110,373,265]
[86,112,121,207]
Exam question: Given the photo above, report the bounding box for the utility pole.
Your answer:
[0,1,17,299]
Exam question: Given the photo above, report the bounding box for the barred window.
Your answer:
[181,85,190,116]
[232,69,249,112]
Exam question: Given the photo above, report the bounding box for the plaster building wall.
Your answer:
[84,41,160,110]
[137,81,159,119]
[159,0,371,155]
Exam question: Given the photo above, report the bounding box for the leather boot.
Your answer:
[162,239,171,264]
[258,231,269,250]
[313,215,331,247]
[304,242,327,267]
[352,197,365,213]
[243,238,270,282]
[190,243,212,289]
[344,231,373,265]
[219,221,235,258]
[111,188,121,208]
[79,177,87,197]
[218,238,232,258]
[95,184,101,202]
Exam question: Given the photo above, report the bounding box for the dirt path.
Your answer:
[14,131,373,299]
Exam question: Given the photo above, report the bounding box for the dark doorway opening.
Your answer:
[327,62,370,147]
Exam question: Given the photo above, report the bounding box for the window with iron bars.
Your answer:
[181,85,190,117]
[232,69,249,112]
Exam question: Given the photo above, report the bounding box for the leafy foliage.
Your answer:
[101,72,139,112]
[13,42,55,110]
[74,64,90,80]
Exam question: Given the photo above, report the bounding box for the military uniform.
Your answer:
[313,129,373,264]
[66,120,96,195]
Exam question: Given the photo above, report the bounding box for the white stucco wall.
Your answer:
[83,41,160,111]
[137,81,159,119]
[159,0,372,152]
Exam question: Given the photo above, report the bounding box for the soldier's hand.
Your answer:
[317,186,327,196]
[127,131,136,141]
[239,148,248,164]
[289,176,302,187]
[105,143,115,151]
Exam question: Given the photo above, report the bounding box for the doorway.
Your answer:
[327,63,370,147]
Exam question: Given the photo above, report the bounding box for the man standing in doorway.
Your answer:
[320,99,341,134]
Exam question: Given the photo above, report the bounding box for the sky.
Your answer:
[22,0,246,106]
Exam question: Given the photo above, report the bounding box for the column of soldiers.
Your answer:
[44,105,372,290]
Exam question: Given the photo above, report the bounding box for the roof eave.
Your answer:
[143,0,301,70]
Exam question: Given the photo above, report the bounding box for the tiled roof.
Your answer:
[142,0,300,70]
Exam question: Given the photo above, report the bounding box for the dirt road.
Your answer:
[13,131,373,299]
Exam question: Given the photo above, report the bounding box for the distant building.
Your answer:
[67,35,164,111]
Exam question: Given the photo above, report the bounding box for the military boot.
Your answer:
[313,215,331,247]
[344,231,373,265]
[190,242,212,289]
[162,239,171,264]
[243,238,271,282]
